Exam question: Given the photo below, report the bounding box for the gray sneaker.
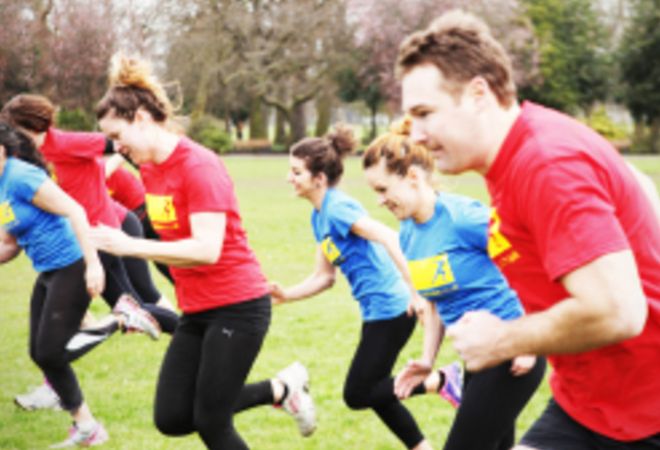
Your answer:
[113,294,161,340]
[15,382,61,411]
[277,362,317,437]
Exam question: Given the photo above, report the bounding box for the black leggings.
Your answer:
[29,259,92,411]
[136,204,173,284]
[154,296,271,450]
[99,248,178,334]
[120,210,161,304]
[343,312,425,449]
[120,210,179,333]
[443,355,547,450]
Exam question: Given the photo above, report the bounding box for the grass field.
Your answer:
[1,155,659,449]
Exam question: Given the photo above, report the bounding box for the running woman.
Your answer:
[362,120,546,450]
[0,122,156,447]
[271,125,461,450]
[92,54,315,449]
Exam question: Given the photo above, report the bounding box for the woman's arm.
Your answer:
[0,229,21,263]
[31,179,105,296]
[394,300,445,399]
[351,216,426,316]
[270,245,336,304]
[91,212,225,267]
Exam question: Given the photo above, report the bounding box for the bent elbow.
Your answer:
[203,248,221,265]
[617,306,647,340]
[324,273,336,289]
[606,301,648,342]
[196,244,221,265]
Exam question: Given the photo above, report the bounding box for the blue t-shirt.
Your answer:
[400,193,523,326]
[311,188,409,321]
[0,158,82,272]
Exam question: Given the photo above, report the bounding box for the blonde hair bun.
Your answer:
[390,116,412,137]
[108,53,172,117]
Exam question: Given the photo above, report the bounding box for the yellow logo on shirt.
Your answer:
[145,194,178,230]
[321,236,343,265]
[0,201,16,227]
[408,253,457,295]
[488,208,519,266]
[47,163,58,184]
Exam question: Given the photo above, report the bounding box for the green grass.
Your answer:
[1,155,659,449]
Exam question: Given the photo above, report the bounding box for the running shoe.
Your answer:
[50,421,109,448]
[112,294,161,340]
[439,361,463,408]
[14,381,61,411]
[276,361,317,437]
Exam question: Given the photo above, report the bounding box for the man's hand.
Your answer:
[447,310,509,372]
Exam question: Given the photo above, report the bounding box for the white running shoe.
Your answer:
[113,294,161,340]
[277,361,317,437]
[14,382,61,411]
[50,421,109,448]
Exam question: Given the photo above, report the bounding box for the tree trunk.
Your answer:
[290,102,307,144]
[249,97,268,139]
[191,69,212,121]
[274,108,287,146]
[369,104,378,142]
[314,91,332,137]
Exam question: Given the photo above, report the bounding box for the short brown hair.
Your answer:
[1,94,56,133]
[397,9,516,107]
[363,117,434,176]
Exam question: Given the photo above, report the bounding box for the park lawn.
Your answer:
[1,155,657,450]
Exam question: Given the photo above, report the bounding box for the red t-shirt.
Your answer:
[140,137,269,312]
[40,128,119,227]
[486,102,660,441]
[106,166,146,212]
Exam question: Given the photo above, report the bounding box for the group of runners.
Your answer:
[1,8,659,450]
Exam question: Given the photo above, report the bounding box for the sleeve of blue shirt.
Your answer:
[311,212,321,242]
[455,199,489,250]
[327,197,366,238]
[12,160,47,203]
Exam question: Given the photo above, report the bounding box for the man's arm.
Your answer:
[449,250,647,371]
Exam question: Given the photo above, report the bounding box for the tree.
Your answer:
[166,0,353,144]
[347,0,538,120]
[520,0,612,114]
[0,0,115,110]
[619,0,660,152]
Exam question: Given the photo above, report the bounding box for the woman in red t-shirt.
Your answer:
[92,54,316,448]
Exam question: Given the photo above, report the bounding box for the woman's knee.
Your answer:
[343,383,370,410]
[154,408,193,437]
[31,346,65,370]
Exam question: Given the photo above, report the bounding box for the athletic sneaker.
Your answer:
[276,361,317,437]
[439,361,463,408]
[112,294,161,340]
[50,421,109,448]
[14,381,61,411]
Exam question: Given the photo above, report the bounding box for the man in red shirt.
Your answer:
[397,9,660,449]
